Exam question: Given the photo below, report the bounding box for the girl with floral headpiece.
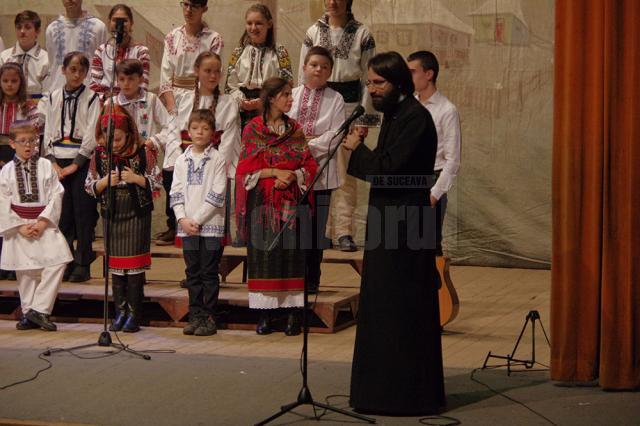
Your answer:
[85,104,161,333]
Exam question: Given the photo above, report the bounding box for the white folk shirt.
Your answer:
[289,85,346,190]
[45,12,108,93]
[417,91,461,200]
[90,42,151,96]
[0,157,73,270]
[224,44,293,104]
[159,25,223,101]
[42,85,101,166]
[170,145,227,238]
[111,90,179,170]
[0,43,50,96]
[174,92,241,177]
[299,16,378,124]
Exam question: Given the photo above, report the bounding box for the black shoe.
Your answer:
[63,263,75,281]
[68,265,90,283]
[337,235,357,252]
[194,317,217,336]
[183,317,203,335]
[25,310,57,331]
[109,276,128,332]
[122,314,141,333]
[284,310,301,336]
[122,274,144,333]
[256,312,272,335]
[307,283,319,294]
[16,316,39,330]
[179,279,187,289]
[0,269,8,280]
[155,228,175,246]
[5,270,16,281]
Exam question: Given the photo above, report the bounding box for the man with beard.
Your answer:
[342,51,445,415]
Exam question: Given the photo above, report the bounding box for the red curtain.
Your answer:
[552,0,640,389]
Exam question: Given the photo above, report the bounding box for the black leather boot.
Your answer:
[122,274,144,333]
[285,308,302,336]
[256,310,272,335]
[109,274,128,331]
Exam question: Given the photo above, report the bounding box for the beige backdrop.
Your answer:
[0,0,554,268]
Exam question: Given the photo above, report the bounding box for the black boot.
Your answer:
[256,310,272,335]
[109,275,128,332]
[122,274,144,333]
[285,308,302,336]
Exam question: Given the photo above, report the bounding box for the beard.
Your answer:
[371,86,402,113]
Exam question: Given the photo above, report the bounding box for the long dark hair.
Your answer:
[368,51,415,96]
[260,77,291,123]
[239,3,275,48]
[0,63,29,115]
[193,52,222,123]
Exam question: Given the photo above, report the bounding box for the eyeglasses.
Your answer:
[13,138,39,146]
[365,79,388,89]
[180,1,204,10]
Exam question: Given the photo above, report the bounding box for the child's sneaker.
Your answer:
[194,317,217,336]
[183,317,203,335]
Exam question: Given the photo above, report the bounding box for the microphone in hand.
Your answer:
[336,105,366,135]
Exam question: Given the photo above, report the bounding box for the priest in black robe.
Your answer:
[342,51,445,415]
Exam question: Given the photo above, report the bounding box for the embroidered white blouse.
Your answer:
[90,42,151,96]
[170,145,227,238]
[289,85,346,190]
[0,157,73,270]
[0,43,50,96]
[174,92,241,178]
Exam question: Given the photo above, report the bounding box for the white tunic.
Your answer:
[90,42,151,96]
[42,85,101,166]
[170,145,227,238]
[0,43,50,96]
[299,16,378,125]
[174,92,241,177]
[109,90,179,170]
[0,157,73,270]
[289,85,346,190]
[45,12,108,93]
[224,44,293,104]
[417,91,461,200]
[159,25,223,103]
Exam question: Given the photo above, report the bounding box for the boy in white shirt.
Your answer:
[170,109,227,336]
[0,121,72,331]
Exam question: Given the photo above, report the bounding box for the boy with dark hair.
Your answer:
[0,121,72,331]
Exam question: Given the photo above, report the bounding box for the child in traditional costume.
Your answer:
[170,109,227,336]
[0,121,72,331]
[85,105,160,333]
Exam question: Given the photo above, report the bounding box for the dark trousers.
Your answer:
[58,159,97,266]
[162,169,176,230]
[434,193,448,256]
[304,189,333,291]
[183,236,223,319]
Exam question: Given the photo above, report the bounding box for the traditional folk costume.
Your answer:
[42,84,101,277]
[0,155,72,325]
[0,100,40,165]
[289,84,346,292]
[45,12,108,93]
[170,144,226,325]
[90,42,151,98]
[300,14,378,247]
[347,96,445,415]
[236,116,317,313]
[417,91,461,255]
[85,111,161,332]
[159,25,223,110]
[0,43,50,99]
[224,44,293,128]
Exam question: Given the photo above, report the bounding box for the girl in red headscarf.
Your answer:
[85,104,161,333]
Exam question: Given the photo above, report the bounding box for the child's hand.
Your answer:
[29,219,49,239]
[241,98,261,111]
[179,218,200,236]
[62,163,79,177]
[18,225,32,238]
[274,169,296,189]
[121,167,141,185]
[105,170,120,186]
[53,163,65,179]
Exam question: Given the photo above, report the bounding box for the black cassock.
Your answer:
[347,95,445,415]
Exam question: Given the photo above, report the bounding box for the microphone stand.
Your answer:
[255,123,374,425]
[45,30,149,360]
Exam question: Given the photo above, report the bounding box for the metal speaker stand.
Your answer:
[482,310,550,376]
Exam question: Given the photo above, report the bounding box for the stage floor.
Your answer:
[1,264,638,425]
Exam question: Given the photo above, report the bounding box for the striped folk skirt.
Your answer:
[104,188,152,272]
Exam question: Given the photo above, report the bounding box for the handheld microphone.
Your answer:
[114,18,127,45]
[336,105,366,135]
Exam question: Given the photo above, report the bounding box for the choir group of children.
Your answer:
[0,0,376,337]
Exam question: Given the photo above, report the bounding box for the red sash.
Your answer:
[11,204,45,219]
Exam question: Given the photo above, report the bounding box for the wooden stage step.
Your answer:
[0,279,360,334]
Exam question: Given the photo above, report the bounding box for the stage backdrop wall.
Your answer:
[0,0,555,268]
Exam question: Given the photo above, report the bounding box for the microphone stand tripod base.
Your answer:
[98,331,113,346]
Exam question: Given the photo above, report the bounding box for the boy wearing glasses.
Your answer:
[0,121,72,331]
[157,0,223,245]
